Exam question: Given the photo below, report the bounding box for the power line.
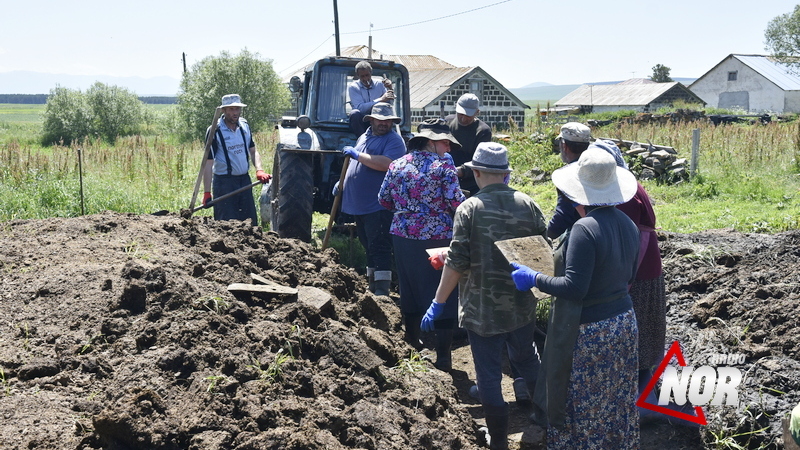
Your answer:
[278,34,335,76]
[278,0,512,75]
[343,0,512,34]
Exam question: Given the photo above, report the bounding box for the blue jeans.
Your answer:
[355,209,393,271]
[468,322,540,410]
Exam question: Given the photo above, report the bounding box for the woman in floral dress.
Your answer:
[378,118,466,369]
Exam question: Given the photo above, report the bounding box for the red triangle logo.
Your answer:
[636,340,707,426]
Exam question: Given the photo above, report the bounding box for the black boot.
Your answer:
[403,314,424,351]
[434,328,454,371]
[484,404,509,450]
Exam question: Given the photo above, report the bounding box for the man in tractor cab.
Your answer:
[348,61,395,137]
[203,94,271,226]
[339,102,406,296]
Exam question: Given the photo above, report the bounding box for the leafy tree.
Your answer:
[178,49,290,140]
[86,82,145,143]
[42,83,146,145]
[42,86,92,145]
[650,64,673,83]
[765,5,800,69]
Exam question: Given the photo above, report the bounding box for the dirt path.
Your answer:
[0,213,797,449]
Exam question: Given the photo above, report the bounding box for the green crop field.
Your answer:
[0,104,45,124]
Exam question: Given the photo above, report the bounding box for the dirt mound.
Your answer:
[0,213,798,449]
[0,213,478,449]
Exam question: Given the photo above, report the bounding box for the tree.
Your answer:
[42,86,92,145]
[765,5,800,69]
[86,82,145,143]
[178,49,290,140]
[650,64,673,83]
[42,83,146,145]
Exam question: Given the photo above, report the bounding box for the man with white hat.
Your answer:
[203,94,271,226]
[421,142,547,449]
[339,102,406,296]
[445,93,492,196]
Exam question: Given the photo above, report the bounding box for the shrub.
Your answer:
[177,48,290,140]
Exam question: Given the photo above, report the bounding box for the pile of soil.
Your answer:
[0,212,798,449]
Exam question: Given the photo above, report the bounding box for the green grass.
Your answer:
[1,105,799,237]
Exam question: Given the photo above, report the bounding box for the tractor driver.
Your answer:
[348,61,395,137]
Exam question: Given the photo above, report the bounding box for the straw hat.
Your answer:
[551,147,637,206]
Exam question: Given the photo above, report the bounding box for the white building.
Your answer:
[689,54,800,114]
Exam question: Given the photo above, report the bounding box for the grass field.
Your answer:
[1,103,799,241]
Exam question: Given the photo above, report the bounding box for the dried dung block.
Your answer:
[494,235,553,299]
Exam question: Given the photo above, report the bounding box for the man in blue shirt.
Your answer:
[203,94,270,226]
[341,102,406,295]
[348,61,395,137]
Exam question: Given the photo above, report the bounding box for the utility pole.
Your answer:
[333,0,341,56]
[182,52,187,73]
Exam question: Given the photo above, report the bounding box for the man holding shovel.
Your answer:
[203,94,271,226]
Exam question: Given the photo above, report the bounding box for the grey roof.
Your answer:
[555,81,702,106]
[729,54,800,91]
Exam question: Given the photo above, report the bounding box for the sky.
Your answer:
[1,0,798,94]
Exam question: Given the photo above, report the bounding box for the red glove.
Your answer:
[428,253,445,270]
[256,170,271,183]
[202,192,212,206]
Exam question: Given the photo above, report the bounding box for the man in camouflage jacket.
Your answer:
[422,142,548,449]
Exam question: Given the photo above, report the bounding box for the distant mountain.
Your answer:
[519,82,554,89]
[0,71,180,96]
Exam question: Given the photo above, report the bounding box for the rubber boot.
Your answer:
[403,314,424,351]
[483,404,510,450]
[373,270,392,296]
[434,328,454,371]
[366,267,375,293]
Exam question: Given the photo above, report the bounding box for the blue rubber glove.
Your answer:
[342,146,359,160]
[420,300,445,332]
[510,262,541,291]
[332,181,340,196]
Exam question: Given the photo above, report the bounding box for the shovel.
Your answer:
[178,181,262,218]
[321,156,350,249]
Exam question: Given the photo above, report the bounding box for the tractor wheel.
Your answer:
[271,149,313,242]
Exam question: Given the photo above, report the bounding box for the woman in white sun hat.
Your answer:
[511,147,640,449]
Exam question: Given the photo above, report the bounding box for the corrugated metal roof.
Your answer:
[733,54,800,91]
[407,67,473,108]
[555,82,685,106]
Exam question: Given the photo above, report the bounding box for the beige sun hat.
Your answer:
[220,94,247,108]
[463,142,512,174]
[551,147,637,206]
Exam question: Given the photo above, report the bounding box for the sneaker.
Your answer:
[513,378,531,404]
